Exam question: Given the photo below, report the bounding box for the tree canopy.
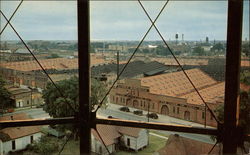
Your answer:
[42,77,108,138]
[192,46,205,56]
[0,76,14,110]
[215,90,250,134]
[43,77,108,118]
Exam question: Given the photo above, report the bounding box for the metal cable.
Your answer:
[0,10,77,114]
[95,128,111,155]
[138,0,220,124]
[0,0,23,35]
[58,131,73,155]
[208,140,218,154]
[94,0,170,113]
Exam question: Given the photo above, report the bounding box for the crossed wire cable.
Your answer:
[137,0,219,124]
[1,2,78,154]
[94,0,170,113]
[1,0,222,154]
[0,0,23,36]
[0,6,77,114]
[94,0,219,125]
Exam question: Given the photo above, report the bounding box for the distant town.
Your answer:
[0,38,249,154]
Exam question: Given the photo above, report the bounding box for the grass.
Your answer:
[55,139,80,155]
[23,132,166,155]
[115,134,167,155]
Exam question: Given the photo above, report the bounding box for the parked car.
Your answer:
[147,113,159,119]
[108,116,113,118]
[119,106,130,112]
[133,110,143,116]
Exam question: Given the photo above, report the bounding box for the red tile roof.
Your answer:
[91,125,121,146]
[0,126,41,142]
[141,68,217,98]
[181,82,225,105]
[0,56,111,71]
[0,113,41,142]
[158,134,220,155]
[91,124,143,146]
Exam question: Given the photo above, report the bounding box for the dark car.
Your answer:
[133,110,143,116]
[147,113,159,119]
[119,106,130,112]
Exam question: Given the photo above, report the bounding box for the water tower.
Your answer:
[175,33,178,45]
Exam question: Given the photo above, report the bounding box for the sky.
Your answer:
[0,0,249,41]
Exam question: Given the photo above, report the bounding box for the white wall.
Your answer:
[121,129,148,151]
[91,134,115,155]
[136,129,148,150]
[122,135,136,150]
[0,132,41,155]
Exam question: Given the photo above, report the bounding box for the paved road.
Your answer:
[97,103,216,144]
[2,104,215,144]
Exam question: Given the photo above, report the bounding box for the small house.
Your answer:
[91,124,148,155]
[0,113,42,155]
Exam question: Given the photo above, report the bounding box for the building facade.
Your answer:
[7,86,44,108]
[110,69,224,127]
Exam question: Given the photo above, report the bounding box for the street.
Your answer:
[2,103,216,145]
[97,103,216,144]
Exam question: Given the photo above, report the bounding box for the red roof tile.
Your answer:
[158,134,220,155]
[0,113,41,142]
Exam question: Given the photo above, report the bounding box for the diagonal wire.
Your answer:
[58,131,73,155]
[208,140,218,154]
[0,0,23,35]
[138,0,219,124]
[0,10,77,114]
[94,0,170,113]
[95,128,111,155]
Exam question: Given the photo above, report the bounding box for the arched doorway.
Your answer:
[126,99,131,106]
[161,105,169,115]
[184,111,190,120]
[133,100,139,108]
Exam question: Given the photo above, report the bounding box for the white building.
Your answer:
[0,113,42,155]
[91,124,148,155]
[118,127,148,151]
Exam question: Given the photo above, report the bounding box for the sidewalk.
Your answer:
[149,132,168,140]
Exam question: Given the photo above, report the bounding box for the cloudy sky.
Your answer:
[1,0,249,41]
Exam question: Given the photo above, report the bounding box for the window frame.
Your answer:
[0,0,244,154]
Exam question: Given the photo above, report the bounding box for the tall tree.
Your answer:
[42,77,107,138]
[0,76,14,110]
[192,46,205,56]
[215,90,250,137]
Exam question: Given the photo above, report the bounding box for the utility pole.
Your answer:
[117,51,119,80]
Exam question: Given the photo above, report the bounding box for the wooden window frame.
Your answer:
[0,0,244,154]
